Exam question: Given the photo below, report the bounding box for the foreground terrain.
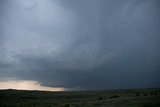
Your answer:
[0,88,160,107]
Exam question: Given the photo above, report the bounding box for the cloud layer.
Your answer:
[0,0,160,90]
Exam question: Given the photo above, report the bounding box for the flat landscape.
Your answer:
[0,88,160,107]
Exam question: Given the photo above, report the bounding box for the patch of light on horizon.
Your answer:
[0,80,64,91]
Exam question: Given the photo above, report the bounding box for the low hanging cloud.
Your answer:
[0,0,160,90]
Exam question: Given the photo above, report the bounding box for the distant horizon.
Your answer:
[1,87,160,92]
[0,80,64,91]
[0,80,159,92]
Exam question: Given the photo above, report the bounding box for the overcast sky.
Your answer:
[0,0,160,90]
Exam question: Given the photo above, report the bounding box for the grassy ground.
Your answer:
[0,88,160,107]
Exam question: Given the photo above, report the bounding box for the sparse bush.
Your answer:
[67,96,71,99]
[155,93,158,95]
[143,93,147,96]
[136,93,139,96]
[64,103,70,107]
[99,96,103,100]
[109,95,119,99]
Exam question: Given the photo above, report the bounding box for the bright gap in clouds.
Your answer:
[0,80,64,91]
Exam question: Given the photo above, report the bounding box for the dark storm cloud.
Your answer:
[0,0,160,90]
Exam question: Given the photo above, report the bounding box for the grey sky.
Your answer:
[0,0,160,90]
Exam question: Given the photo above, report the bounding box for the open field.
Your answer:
[0,88,160,107]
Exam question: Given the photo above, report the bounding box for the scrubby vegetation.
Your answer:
[0,88,160,107]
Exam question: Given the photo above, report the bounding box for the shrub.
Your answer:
[67,96,71,99]
[155,93,158,95]
[109,95,119,99]
[99,96,103,100]
[136,93,139,96]
[64,103,70,107]
[143,93,147,96]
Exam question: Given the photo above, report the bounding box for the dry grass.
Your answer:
[0,88,160,107]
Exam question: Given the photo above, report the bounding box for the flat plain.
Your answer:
[0,88,160,107]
